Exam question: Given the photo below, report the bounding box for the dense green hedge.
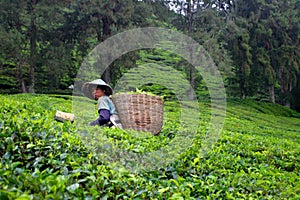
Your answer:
[0,94,299,199]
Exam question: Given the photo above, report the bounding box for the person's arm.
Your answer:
[98,109,110,125]
[89,109,110,126]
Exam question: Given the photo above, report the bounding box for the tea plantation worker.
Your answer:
[82,79,119,126]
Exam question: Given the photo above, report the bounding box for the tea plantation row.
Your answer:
[0,94,299,199]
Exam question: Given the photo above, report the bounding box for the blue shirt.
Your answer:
[97,96,117,115]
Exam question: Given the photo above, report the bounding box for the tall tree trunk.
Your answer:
[102,16,111,40]
[241,90,246,99]
[28,0,37,93]
[187,0,195,100]
[17,59,27,93]
[240,79,246,99]
[103,67,111,84]
[102,16,112,83]
[284,83,293,108]
[96,14,102,42]
[269,84,275,103]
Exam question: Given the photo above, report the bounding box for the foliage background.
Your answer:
[0,0,299,111]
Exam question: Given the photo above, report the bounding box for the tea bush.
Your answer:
[0,94,299,199]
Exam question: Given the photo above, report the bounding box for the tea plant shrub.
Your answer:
[0,94,300,199]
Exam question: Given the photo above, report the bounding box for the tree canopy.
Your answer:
[0,0,299,111]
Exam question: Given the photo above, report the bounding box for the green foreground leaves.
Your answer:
[0,94,299,199]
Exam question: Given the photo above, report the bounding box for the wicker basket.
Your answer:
[112,94,164,135]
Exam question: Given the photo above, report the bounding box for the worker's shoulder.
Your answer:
[98,95,112,102]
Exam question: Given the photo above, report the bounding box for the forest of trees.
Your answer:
[0,0,299,111]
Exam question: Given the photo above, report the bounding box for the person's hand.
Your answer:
[89,119,99,126]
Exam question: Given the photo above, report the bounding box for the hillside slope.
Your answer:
[0,94,299,199]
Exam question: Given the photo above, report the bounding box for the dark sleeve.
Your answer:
[97,109,110,125]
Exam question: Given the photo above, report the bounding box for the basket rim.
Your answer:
[113,93,162,98]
